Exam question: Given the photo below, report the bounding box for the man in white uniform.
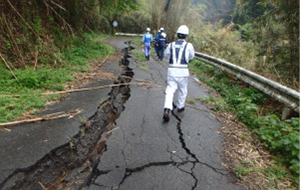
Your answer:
[162,25,195,122]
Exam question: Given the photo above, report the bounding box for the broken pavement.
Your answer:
[0,37,243,190]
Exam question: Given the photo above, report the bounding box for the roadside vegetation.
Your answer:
[0,33,114,123]
[124,0,299,90]
[1,1,298,90]
[0,0,298,188]
[190,59,299,189]
[131,50,148,62]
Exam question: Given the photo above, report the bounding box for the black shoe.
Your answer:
[178,107,185,112]
[163,108,170,122]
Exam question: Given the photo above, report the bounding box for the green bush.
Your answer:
[190,59,299,184]
[13,67,72,90]
[190,22,258,70]
[31,16,43,35]
[63,34,114,67]
[242,88,267,104]
[256,116,300,176]
[236,98,258,127]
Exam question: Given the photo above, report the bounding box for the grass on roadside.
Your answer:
[132,50,147,61]
[190,59,299,189]
[0,33,115,123]
[196,95,228,112]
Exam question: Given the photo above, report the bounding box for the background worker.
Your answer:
[142,28,153,60]
[162,25,195,122]
[154,29,161,58]
[157,28,167,60]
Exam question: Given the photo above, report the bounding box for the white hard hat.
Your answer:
[177,25,189,35]
[160,27,164,31]
[146,28,150,32]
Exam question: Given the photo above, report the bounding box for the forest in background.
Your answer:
[0,0,299,187]
[0,0,299,90]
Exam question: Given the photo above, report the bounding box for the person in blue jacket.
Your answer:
[142,28,153,60]
[154,29,161,58]
[156,28,167,60]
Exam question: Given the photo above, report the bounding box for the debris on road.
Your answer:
[0,109,82,127]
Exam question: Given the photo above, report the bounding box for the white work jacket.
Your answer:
[164,40,195,77]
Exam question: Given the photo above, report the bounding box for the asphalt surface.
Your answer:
[0,37,243,190]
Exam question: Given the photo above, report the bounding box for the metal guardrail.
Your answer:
[114,33,300,113]
[115,33,143,37]
[195,52,300,113]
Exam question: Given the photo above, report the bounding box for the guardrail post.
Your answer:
[281,107,292,121]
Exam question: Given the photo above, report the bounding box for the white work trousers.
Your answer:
[164,76,188,110]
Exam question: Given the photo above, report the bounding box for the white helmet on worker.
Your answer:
[160,27,164,32]
[177,25,189,35]
[146,28,150,32]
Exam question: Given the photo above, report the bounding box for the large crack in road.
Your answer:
[173,111,228,175]
[0,44,134,190]
[0,40,241,190]
[80,41,240,190]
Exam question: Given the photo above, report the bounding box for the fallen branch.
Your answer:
[0,128,12,132]
[0,53,21,86]
[44,2,74,36]
[2,13,26,66]
[34,50,38,70]
[98,55,110,68]
[0,94,21,98]
[50,0,67,11]
[41,82,151,96]
[38,182,48,190]
[7,0,47,46]
[120,75,162,85]
[0,82,153,97]
[0,109,82,127]
[107,127,120,135]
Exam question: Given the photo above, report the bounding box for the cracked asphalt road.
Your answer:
[82,38,242,190]
[0,37,243,190]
